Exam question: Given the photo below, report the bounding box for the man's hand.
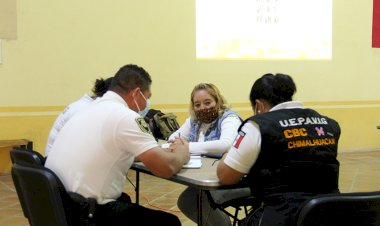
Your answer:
[137,144,190,178]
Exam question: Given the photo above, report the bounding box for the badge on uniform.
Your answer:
[233,131,246,149]
[136,117,153,135]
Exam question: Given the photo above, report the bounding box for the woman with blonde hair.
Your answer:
[170,83,240,155]
[169,83,250,226]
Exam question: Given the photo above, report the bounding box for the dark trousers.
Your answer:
[93,193,181,226]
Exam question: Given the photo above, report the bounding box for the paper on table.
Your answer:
[183,156,202,168]
[161,142,202,168]
[161,143,170,149]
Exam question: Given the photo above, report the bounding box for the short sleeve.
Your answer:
[224,121,261,174]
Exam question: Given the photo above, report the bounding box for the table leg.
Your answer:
[135,170,140,205]
[197,188,203,226]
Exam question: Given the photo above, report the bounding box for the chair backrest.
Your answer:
[11,163,70,226]
[10,148,45,166]
[10,148,46,220]
[295,191,380,226]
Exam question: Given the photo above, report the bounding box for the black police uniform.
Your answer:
[242,108,341,226]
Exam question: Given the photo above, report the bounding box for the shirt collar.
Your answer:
[98,91,130,108]
[270,101,303,112]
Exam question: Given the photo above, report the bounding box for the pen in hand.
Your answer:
[179,133,184,144]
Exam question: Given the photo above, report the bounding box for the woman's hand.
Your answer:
[168,137,189,152]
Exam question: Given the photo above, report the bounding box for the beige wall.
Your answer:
[1,0,380,154]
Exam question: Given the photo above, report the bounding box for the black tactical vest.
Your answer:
[242,108,341,200]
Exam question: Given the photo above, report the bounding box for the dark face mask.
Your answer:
[195,107,219,123]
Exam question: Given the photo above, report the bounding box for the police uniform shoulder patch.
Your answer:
[233,131,246,149]
[135,117,153,135]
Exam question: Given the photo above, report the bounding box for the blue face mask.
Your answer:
[139,99,150,117]
[134,90,150,117]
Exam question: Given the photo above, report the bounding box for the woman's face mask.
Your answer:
[195,107,219,123]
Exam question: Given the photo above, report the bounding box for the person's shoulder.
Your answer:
[65,94,93,109]
[222,110,241,120]
[223,114,241,121]
[315,111,340,126]
[117,110,149,130]
[222,108,241,116]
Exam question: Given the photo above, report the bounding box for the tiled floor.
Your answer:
[1,150,380,226]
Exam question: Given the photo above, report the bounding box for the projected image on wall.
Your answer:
[196,0,332,60]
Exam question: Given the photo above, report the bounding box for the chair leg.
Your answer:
[232,206,241,226]
[244,205,250,215]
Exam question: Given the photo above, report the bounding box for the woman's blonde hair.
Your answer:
[189,83,230,120]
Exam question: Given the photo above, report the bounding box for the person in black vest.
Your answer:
[217,73,341,226]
